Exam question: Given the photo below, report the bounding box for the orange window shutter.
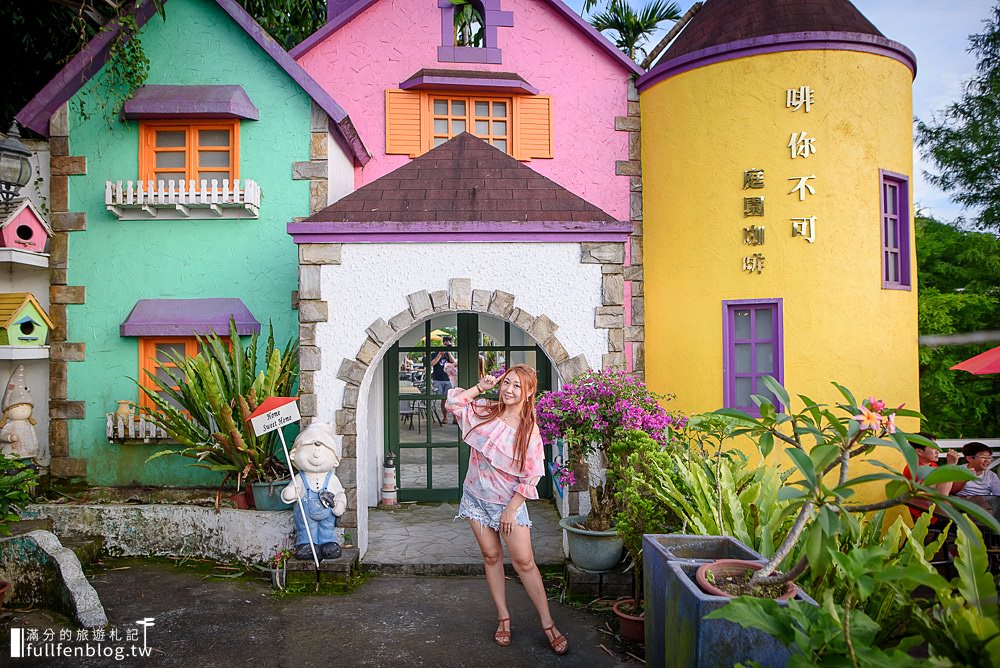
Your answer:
[513,95,553,161]
[385,89,424,157]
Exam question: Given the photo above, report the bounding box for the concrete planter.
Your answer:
[643,534,816,668]
[559,514,623,572]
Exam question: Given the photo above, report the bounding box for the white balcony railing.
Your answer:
[106,412,172,442]
[105,178,261,220]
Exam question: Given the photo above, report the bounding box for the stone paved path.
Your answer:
[365,499,564,572]
[3,560,627,667]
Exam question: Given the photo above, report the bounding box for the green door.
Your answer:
[385,313,553,502]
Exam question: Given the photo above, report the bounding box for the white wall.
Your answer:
[327,131,355,204]
[314,242,607,555]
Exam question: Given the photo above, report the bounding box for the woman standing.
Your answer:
[445,364,568,655]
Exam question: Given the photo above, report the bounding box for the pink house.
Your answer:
[292,0,639,220]
[0,199,52,254]
[285,0,647,553]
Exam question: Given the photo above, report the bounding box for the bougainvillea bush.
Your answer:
[536,368,686,531]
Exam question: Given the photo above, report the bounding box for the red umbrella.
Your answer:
[951,345,1000,375]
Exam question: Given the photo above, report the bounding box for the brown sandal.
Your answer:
[543,625,568,655]
[494,618,511,647]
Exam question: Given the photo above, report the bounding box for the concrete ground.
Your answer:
[365,499,564,572]
[3,559,634,667]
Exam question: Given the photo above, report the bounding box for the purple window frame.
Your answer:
[880,170,911,290]
[437,0,513,65]
[722,299,784,416]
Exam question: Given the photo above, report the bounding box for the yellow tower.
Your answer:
[638,0,918,483]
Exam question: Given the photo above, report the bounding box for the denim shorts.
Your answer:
[455,492,532,531]
[432,380,452,395]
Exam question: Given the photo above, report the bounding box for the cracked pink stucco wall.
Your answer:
[296,0,631,219]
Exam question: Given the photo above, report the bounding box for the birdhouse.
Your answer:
[0,198,52,254]
[0,293,53,346]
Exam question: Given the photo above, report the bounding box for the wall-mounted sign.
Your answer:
[786,86,814,113]
[743,197,765,217]
[792,216,817,243]
[788,132,816,159]
[743,169,765,189]
[742,253,766,274]
[743,225,765,246]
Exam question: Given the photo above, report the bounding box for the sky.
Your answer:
[566,0,996,224]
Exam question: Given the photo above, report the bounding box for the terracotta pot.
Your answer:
[229,487,252,509]
[612,598,644,644]
[0,580,10,609]
[695,559,797,601]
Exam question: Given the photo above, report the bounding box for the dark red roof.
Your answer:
[305,133,617,223]
[663,0,884,62]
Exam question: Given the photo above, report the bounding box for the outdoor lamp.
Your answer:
[0,122,33,203]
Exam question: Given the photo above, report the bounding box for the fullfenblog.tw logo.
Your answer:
[10,618,155,660]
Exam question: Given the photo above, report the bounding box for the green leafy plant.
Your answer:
[141,320,298,504]
[707,512,1000,667]
[608,429,685,603]
[0,455,38,536]
[716,376,996,589]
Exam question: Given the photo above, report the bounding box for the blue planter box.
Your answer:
[643,534,816,668]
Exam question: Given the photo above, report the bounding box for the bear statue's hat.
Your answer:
[291,422,341,460]
[3,364,32,411]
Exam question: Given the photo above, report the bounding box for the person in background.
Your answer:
[902,432,960,521]
[431,335,457,424]
[952,441,1000,497]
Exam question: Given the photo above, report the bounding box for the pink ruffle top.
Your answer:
[445,388,544,504]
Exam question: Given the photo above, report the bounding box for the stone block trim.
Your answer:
[50,156,87,176]
[305,102,330,214]
[300,243,342,265]
[51,212,87,232]
[614,91,645,375]
[47,102,82,480]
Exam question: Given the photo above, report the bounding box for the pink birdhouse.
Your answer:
[0,198,52,254]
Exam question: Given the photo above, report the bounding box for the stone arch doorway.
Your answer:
[327,281,595,556]
[386,312,555,503]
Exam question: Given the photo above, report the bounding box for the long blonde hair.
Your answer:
[467,364,538,471]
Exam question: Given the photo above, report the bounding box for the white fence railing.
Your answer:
[106,413,171,442]
[105,178,261,220]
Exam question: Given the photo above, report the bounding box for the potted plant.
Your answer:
[537,368,684,571]
[705,376,997,596]
[142,319,299,509]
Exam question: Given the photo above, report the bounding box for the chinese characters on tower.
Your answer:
[738,85,819,275]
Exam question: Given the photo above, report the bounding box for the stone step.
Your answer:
[564,562,633,599]
[282,547,359,585]
[8,518,54,535]
[58,533,105,567]
[361,560,562,577]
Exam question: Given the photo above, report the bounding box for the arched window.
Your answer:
[438,0,513,64]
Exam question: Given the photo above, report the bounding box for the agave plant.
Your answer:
[141,319,298,503]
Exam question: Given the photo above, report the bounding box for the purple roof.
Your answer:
[15,0,370,165]
[120,298,260,337]
[400,69,539,95]
[290,0,643,76]
[122,85,260,120]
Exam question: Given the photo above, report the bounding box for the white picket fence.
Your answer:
[105,178,261,219]
[105,412,171,442]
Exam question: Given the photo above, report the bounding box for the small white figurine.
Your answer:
[281,422,347,561]
[0,365,40,462]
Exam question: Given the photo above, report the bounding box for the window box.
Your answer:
[104,178,261,220]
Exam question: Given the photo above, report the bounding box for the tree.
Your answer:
[916,215,1000,437]
[916,3,1000,231]
[589,0,680,62]
[2,0,327,128]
